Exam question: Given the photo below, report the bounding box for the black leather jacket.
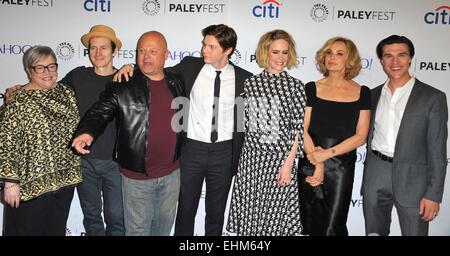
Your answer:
[75,68,186,174]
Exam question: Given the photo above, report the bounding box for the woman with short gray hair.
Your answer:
[0,45,82,235]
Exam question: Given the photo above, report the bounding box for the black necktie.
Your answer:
[211,70,221,143]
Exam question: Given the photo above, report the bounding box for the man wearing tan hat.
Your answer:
[69,24,125,236]
[5,24,125,236]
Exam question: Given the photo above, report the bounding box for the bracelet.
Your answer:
[4,183,19,190]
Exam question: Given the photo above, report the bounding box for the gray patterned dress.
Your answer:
[226,70,306,236]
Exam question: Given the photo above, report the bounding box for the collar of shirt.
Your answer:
[372,76,415,156]
[205,62,233,79]
[186,62,235,143]
[382,76,415,97]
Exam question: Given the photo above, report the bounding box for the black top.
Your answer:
[61,66,117,160]
[306,81,371,141]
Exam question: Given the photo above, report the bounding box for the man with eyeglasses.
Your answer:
[4,24,125,236]
[1,45,82,236]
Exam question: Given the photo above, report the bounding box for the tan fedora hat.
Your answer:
[81,24,122,50]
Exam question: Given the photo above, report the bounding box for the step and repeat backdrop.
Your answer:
[1,0,449,236]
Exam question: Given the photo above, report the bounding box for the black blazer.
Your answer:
[76,69,186,174]
[168,56,253,174]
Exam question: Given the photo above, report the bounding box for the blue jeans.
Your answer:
[77,158,124,236]
[122,168,180,236]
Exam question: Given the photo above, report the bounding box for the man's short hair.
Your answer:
[202,24,237,57]
[376,35,415,59]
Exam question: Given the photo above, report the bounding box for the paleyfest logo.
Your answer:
[142,0,161,16]
[55,42,75,61]
[0,0,54,7]
[310,3,329,22]
[230,49,242,65]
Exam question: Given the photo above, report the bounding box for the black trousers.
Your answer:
[175,139,233,236]
[3,186,75,236]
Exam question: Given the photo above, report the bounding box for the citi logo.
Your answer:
[252,0,281,19]
[84,0,111,12]
[424,6,450,24]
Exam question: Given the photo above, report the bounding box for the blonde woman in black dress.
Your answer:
[299,37,371,236]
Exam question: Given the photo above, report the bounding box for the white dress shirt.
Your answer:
[372,76,415,157]
[187,63,235,143]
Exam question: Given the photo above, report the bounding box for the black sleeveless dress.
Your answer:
[298,82,371,236]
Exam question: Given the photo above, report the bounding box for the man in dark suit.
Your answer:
[171,24,252,236]
[362,35,448,236]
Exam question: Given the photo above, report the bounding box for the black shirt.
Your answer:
[61,66,117,160]
[306,81,371,142]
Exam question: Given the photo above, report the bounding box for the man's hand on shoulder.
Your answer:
[113,64,134,83]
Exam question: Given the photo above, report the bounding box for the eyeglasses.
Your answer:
[30,63,58,74]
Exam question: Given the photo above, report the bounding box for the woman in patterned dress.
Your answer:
[226,30,306,235]
[0,45,82,235]
[299,37,371,236]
